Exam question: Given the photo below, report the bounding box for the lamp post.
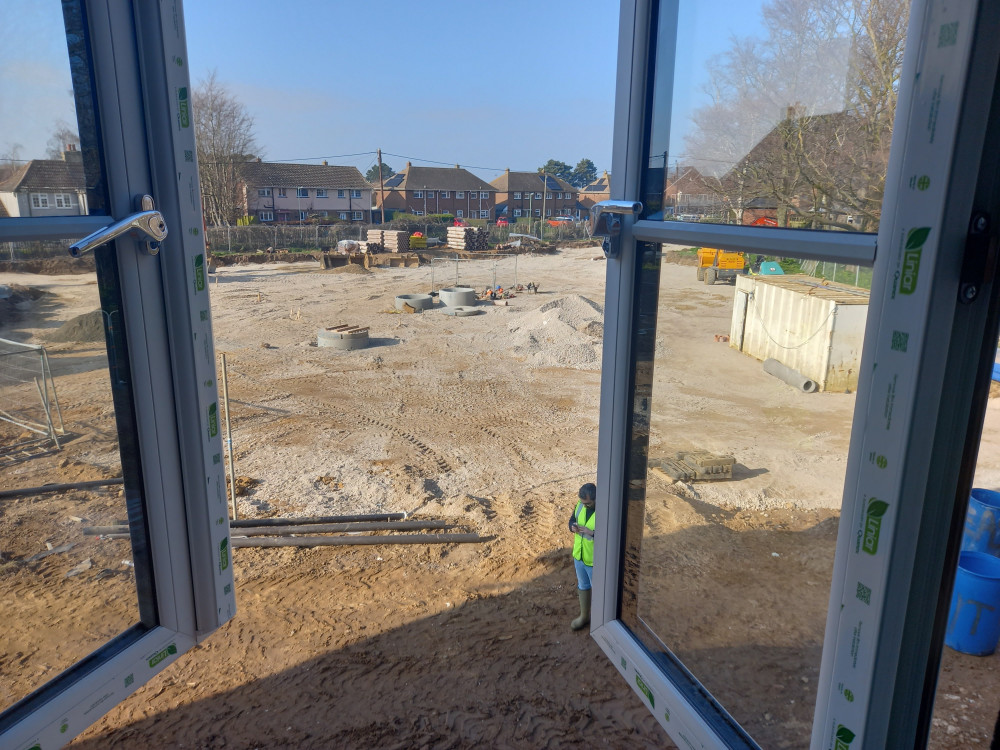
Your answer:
[423,186,427,217]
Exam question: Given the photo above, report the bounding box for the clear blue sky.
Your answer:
[2,1,767,181]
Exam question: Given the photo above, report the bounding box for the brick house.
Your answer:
[374,163,496,220]
[0,148,89,218]
[490,170,579,220]
[241,161,373,223]
[578,170,611,215]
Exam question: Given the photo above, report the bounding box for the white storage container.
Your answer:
[730,274,869,392]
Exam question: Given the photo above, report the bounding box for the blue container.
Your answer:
[962,488,1000,556]
[946,551,1000,655]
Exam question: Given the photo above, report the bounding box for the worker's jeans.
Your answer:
[574,558,593,591]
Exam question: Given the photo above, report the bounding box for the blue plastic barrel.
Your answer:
[946,551,1000,655]
[961,488,1000,556]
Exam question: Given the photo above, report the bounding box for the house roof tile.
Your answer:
[0,160,85,193]
[391,165,496,193]
[490,170,576,193]
[241,161,372,190]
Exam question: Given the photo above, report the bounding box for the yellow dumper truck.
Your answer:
[696,247,747,285]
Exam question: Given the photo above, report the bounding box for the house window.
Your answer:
[469,192,478,199]
[456,210,464,218]
[414,210,424,216]
[481,192,489,200]
[30,193,50,208]
[352,211,363,221]
[319,210,329,218]
[338,189,346,198]
[513,209,522,217]
[440,191,450,198]
[259,211,273,222]
[351,189,362,199]
[480,210,488,219]
[278,188,286,197]
[258,188,271,197]
[546,192,552,200]
[299,211,308,220]
[414,190,423,198]
[426,191,435,198]
[546,209,552,217]
[54,193,74,208]
[513,192,522,199]
[457,191,464,198]
[339,212,348,220]
[535,209,541,217]
[295,188,308,198]
[316,189,328,198]
[535,192,542,200]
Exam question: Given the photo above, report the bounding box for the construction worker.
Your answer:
[569,482,597,631]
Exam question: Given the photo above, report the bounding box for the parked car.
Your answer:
[453,218,469,227]
[496,217,509,227]
[546,216,573,226]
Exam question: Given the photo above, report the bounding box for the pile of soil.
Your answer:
[0,284,46,323]
[326,263,371,275]
[46,309,105,343]
[0,257,95,275]
[210,252,319,267]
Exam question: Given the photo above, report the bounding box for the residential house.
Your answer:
[241,160,373,223]
[578,170,611,215]
[375,163,496,220]
[0,147,89,218]
[661,165,723,218]
[490,169,579,220]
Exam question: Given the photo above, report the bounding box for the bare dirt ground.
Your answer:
[2,244,999,749]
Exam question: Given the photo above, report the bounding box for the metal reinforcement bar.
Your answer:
[231,533,488,548]
[0,478,124,501]
[83,520,450,537]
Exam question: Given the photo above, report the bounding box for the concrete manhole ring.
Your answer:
[437,286,477,307]
[318,325,370,350]
[442,306,484,317]
[394,293,433,312]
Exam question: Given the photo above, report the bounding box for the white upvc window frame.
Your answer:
[299,210,308,221]
[54,193,75,208]
[535,192,542,199]
[296,187,309,198]
[440,190,450,198]
[352,211,363,221]
[513,191,522,199]
[316,188,328,198]
[30,193,50,208]
[0,3,234,748]
[277,188,286,197]
[339,211,348,220]
[351,189,362,199]
[513,208,522,217]
[413,190,423,198]
[479,210,488,218]
[456,209,464,217]
[259,210,274,222]
[457,191,465,198]
[257,188,271,197]
[337,189,346,198]
[592,2,1000,750]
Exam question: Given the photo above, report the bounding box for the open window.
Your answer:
[0,2,233,746]
[593,1,1000,747]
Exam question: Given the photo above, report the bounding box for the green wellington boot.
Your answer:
[571,588,592,631]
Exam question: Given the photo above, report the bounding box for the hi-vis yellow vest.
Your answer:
[572,502,596,566]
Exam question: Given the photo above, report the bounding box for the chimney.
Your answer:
[62,144,82,163]
[322,160,328,166]
[505,168,510,174]
[406,161,412,169]
[455,164,460,169]
[256,157,262,163]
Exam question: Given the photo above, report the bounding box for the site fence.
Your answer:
[0,239,74,263]
[0,337,65,462]
[205,221,592,255]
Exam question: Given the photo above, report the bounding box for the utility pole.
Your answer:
[377,148,387,224]
[540,171,547,239]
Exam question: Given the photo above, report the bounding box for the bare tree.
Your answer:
[683,0,907,230]
[45,120,81,159]
[193,71,260,226]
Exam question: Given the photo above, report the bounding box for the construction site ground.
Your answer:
[1,245,999,749]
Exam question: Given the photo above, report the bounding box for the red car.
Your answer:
[496,217,509,227]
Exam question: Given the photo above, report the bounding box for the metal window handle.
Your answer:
[69,203,168,258]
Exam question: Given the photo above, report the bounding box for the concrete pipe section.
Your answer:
[394,293,433,312]
[442,306,484,317]
[318,324,370,350]
[437,286,477,307]
[763,358,818,392]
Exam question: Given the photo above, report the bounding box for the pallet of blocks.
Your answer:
[382,230,410,253]
[446,226,489,252]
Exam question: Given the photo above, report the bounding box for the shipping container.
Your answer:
[730,274,869,392]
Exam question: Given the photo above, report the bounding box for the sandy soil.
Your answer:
[1,245,999,748]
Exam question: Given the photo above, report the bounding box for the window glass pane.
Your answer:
[0,1,109,218]
[621,242,870,747]
[0,242,155,713]
[642,1,908,232]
